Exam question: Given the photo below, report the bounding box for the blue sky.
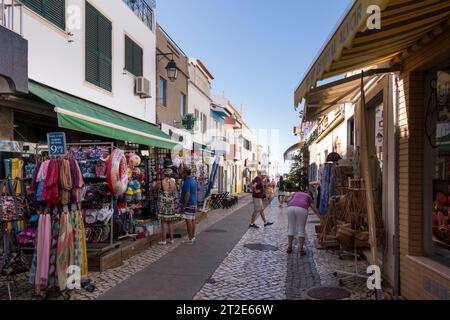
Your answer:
[157,0,352,173]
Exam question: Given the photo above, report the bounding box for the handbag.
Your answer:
[0,229,28,276]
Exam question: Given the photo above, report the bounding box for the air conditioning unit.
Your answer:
[135,77,151,98]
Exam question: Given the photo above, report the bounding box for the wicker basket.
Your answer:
[336,225,355,247]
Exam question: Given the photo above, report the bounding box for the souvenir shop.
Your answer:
[297,0,450,299]
[0,82,182,298]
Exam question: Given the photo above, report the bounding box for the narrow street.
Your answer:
[83,196,373,300]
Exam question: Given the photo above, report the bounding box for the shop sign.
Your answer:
[47,132,67,156]
[0,140,23,152]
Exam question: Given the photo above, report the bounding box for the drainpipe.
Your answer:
[393,73,401,298]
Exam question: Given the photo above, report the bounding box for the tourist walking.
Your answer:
[180,168,197,244]
[249,171,274,229]
[154,168,179,245]
[277,176,287,207]
[285,191,320,255]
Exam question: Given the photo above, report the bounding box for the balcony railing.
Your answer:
[123,0,154,31]
[1,0,23,36]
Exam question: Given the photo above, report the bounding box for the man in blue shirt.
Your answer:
[180,168,197,244]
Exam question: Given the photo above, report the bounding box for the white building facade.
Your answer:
[17,0,157,123]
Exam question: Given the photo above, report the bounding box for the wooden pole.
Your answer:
[359,71,382,299]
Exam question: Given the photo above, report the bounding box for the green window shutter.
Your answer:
[85,2,98,87]
[22,0,65,30]
[97,14,112,91]
[43,0,65,30]
[21,0,43,13]
[125,36,133,75]
[125,36,143,77]
[85,2,112,91]
[133,44,143,76]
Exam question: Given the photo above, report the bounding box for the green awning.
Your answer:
[28,81,178,150]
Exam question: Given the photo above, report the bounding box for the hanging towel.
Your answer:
[59,160,72,205]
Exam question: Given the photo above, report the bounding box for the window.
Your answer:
[348,117,355,146]
[426,70,450,266]
[159,77,167,106]
[125,35,143,76]
[22,0,66,30]
[243,138,251,151]
[180,94,186,116]
[202,113,207,134]
[85,2,112,91]
[194,109,199,131]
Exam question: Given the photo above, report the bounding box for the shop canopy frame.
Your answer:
[28,81,180,150]
[303,68,396,121]
[294,0,450,107]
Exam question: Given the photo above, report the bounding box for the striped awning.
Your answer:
[295,0,450,107]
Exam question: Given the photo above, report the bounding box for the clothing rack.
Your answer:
[67,143,115,247]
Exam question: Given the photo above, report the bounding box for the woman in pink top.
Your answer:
[285,191,320,255]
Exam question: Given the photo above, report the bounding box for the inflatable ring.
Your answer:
[107,149,129,195]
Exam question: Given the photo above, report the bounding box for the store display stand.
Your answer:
[332,242,368,287]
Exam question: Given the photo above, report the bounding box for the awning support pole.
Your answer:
[359,70,382,300]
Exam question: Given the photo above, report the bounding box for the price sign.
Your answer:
[47,132,67,156]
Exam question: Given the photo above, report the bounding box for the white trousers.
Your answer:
[287,206,308,237]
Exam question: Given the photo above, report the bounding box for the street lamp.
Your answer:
[157,53,179,82]
[165,59,178,82]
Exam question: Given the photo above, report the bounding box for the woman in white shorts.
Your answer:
[285,191,320,255]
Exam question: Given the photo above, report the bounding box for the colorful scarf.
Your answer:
[57,206,74,290]
[47,209,60,289]
[59,160,72,205]
[43,160,60,206]
[38,213,52,290]
[70,160,84,204]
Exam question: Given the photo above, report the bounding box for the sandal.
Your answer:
[286,248,293,254]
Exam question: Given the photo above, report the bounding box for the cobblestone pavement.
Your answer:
[0,195,252,300]
[195,200,380,300]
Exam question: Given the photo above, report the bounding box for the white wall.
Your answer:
[21,0,156,123]
[188,60,213,146]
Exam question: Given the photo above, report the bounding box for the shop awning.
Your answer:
[295,0,450,107]
[193,142,214,156]
[283,141,305,161]
[304,68,392,121]
[28,81,179,150]
[211,110,226,124]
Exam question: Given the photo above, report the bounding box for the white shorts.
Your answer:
[278,191,287,197]
[287,206,308,237]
